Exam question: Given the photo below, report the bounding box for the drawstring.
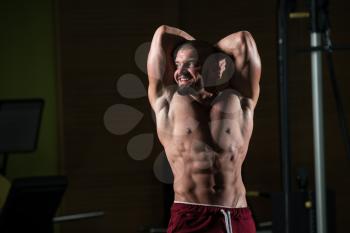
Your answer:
[220,209,233,233]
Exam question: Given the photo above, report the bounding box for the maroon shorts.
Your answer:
[167,202,256,233]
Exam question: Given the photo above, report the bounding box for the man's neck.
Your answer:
[189,88,216,106]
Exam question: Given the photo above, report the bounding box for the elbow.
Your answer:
[152,26,166,40]
[155,25,169,35]
[241,30,252,37]
[152,25,170,41]
[237,31,253,42]
[237,31,254,46]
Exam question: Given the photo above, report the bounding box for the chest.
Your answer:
[167,90,249,122]
[158,92,253,147]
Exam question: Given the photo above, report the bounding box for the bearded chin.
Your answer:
[177,85,196,96]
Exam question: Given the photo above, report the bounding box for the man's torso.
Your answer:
[155,88,254,208]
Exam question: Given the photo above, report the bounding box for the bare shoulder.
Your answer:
[212,88,255,113]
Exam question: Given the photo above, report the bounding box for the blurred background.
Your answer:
[0,0,349,232]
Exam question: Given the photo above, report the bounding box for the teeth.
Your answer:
[179,76,190,81]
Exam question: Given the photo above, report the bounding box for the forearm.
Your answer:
[153,25,194,55]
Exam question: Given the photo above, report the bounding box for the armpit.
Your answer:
[154,95,170,113]
[240,97,254,111]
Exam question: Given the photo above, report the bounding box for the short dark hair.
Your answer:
[173,40,218,66]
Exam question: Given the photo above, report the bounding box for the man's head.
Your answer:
[173,41,234,95]
[173,40,216,95]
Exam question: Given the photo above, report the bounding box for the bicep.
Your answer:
[230,53,261,107]
[147,46,174,110]
[218,31,261,107]
[147,27,168,108]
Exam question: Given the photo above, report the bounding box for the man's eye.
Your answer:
[188,62,195,67]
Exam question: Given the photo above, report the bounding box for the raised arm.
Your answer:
[215,31,261,108]
[147,25,194,109]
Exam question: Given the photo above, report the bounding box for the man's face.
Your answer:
[173,46,201,89]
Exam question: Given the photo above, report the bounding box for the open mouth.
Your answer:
[177,75,193,85]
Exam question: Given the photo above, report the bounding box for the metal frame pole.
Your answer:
[277,0,292,232]
[310,0,327,232]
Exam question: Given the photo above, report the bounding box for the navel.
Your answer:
[225,128,231,134]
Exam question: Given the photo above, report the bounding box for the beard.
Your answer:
[176,75,202,96]
[177,85,197,96]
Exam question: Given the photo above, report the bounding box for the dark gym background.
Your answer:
[1,0,349,232]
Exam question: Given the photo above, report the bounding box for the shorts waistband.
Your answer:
[174,201,239,209]
[172,201,252,218]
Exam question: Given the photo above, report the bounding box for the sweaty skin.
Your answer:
[147,25,261,208]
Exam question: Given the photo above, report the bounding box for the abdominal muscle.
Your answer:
[163,137,248,208]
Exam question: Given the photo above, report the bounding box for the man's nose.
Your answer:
[178,65,188,74]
